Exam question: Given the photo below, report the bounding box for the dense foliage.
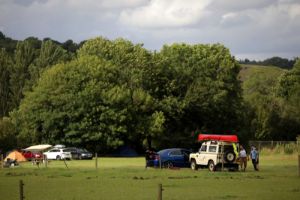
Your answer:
[0,32,299,153]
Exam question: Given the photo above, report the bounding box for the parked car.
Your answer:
[43,148,72,160]
[21,150,43,161]
[154,148,191,168]
[64,147,93,160]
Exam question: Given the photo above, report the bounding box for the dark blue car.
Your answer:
[155,148,191,168]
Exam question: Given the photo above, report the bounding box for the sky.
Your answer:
[0,0,300,60]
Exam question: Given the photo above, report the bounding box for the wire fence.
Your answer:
[249,141,300,154]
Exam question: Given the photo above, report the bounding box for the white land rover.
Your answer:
[189,140,239,171]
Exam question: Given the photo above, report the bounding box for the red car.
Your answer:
[21,150,43,161]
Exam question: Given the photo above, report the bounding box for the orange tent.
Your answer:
[4,150,27,162]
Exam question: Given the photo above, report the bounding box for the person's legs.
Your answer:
[240,158,246,171]
[239,159,244,171]
[252,159,257,170]
[256,158,259,171]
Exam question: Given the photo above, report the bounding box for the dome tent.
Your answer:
[5,150,27,162]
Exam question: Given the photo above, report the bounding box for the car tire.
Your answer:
[224,151,236,163]
[56,155,61,160]
[208,160,215,172]
[164,161,173,169]
[191,160,198,171]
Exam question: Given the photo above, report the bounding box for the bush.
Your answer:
[283,144,295,154]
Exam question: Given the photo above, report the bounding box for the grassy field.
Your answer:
[0,154,299,200]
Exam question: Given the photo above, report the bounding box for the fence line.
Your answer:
[249,140,299,154]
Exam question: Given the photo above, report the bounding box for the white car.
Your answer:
[189,140,239,171]
[43,148,72,160]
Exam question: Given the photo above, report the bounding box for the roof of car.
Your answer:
[158,148,190,153]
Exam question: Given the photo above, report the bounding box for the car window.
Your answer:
[169,150,182,156]
[50,149,59,152]
[64,148,75,152]
[182,150,191,156]
[209,146,217,152]
[81,149,89,153]
[200,145,207,152]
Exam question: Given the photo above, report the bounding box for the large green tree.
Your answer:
[145,43,243,147]
[9,40,37,109]
[0,49,13,117]
[78,37,163,150]
[26,40,70,90]
[13,56,125,150]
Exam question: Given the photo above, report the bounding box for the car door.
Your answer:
[47,149,59,159]
[198,145,208,165]
[169,150,185,167]
[181,150,191,167]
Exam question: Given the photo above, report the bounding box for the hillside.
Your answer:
[239,64,286,82]
[239,64,286,97]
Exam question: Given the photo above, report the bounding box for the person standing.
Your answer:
[145,148,156,168]
[239,145,248,172]
[250,145,259,171]
[145,149,151,168]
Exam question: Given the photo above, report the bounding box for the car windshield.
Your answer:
[78,149,89,153]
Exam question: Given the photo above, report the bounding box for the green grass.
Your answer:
[0,155,299,200]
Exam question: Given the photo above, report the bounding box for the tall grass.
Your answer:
[260,143,299,155]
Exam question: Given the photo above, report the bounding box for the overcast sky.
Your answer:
[0,0,300,60]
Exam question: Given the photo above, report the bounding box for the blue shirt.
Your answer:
[250,149,259,159]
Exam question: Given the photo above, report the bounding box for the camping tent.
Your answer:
[4,150,27,162]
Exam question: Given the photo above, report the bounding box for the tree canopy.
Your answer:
[0,33,299,153]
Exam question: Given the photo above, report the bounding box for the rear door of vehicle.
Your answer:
[65,148,78,159]
[169,150,185,167]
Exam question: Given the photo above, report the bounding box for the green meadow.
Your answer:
[0,154,299,200]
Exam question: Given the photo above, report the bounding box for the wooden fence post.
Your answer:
[297,135,300,177]
[63,158,68,169]
[95,153,98,169]
[19,180,24,200]
[44,155,48,168]
[1,154,3,169]
[157,183,163,200]
[298,155,300,177]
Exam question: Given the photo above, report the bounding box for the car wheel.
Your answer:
[224,151,236,163]
[164,161,173,168]
[208,160,215,172]
[56,155,61,160]
[191,160,198,171]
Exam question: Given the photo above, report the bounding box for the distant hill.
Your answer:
[239,64,285,82]
[239,64,286,97]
